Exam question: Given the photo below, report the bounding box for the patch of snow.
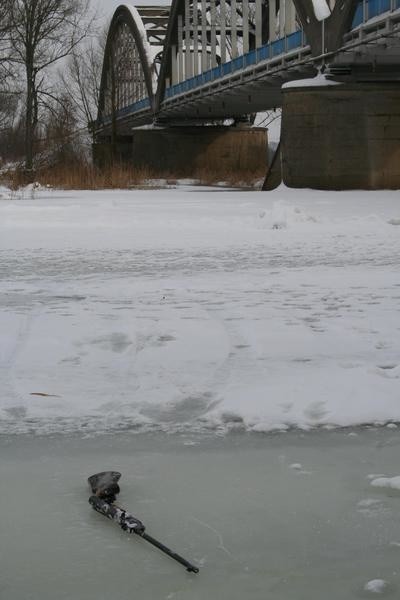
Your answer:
[311,0,331,21]
[134,124,167,130]
[357,498,387,518]
[251,422,289,433]
[357,499,382,508]
[364,579,388,594]
[283,73,342,89]
[176,178,201,186]
[289,463,303,470]
[370,476,400,490]
[257,200,317,230]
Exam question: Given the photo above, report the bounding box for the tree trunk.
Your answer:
[25,67,34,172]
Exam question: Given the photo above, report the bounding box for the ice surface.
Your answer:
[1,185,400,435]
[1,429,400,600]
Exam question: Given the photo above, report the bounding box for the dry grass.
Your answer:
[0,162,152,190]
[36,163,153,190]
[1,161,265,190]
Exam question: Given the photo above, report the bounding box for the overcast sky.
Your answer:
[96,0,168,22]
[96,0,123,21]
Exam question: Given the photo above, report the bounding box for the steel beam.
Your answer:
[269,0,277,42]
[285,0,296,35]
[220,0,227,62]
[185,0,193,78]
[210,0,217,67]
[242,0,249,53]
[255,0,263,48]
[178,14,184,81]
[193,1,199,75]
[292,0,359,55]
[201,0,208,71]
[231,0,238,58]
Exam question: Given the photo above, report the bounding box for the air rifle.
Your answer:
[88,471,199,574]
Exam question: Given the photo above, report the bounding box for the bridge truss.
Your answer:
[95,0,400,136]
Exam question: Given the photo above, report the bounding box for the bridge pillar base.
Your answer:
[94,126,268,182]
[281,82,400,190]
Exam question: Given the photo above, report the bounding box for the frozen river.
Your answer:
[1,185,400,598]
[2,429,400,600]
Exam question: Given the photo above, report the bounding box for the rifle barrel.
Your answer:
[89,495,199,573]
[140,532,199,573]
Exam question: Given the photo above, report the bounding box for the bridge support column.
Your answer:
[281,82,400,190]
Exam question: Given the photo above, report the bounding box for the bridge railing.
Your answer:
[164,0,400,104]
[352,0,400,27]
[165,30,304,100]
[99,97,151,125]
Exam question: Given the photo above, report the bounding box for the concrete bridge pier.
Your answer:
[281,82,400,190]
[93,126,268,182]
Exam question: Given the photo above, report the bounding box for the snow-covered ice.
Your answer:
[1,184,400,435]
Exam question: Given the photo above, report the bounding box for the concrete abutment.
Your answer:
[281,82,400,190]
[93,126,268,181]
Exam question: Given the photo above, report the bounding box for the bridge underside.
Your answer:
[157,66,317,122]
[96,63,316,136]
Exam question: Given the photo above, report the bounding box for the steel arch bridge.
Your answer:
[95,0,400,137]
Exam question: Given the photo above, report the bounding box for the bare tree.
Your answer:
[42,93,82,165]
[0,0,12,50]
[61,30,106,135]
[0,1,16,81]
[0,91,18,132]
[0,1,21,156]
[9,0,94,171]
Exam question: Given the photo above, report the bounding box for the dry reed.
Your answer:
[1,161,264,190]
